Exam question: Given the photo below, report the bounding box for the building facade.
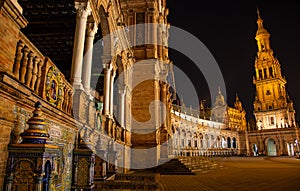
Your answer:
[247,10,300,156]
[171,89,248,157]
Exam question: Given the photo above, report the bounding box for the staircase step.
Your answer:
[154,158,195,175]
[95,171,160,191]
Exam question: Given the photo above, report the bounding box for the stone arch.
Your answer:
[217,136,221,148]
[199,133,203,148]
[266,138,277,156]
[99,5,112,59]
[227,137,231,148]
[115,54,125,85]
[205,134,209,149]
[211,135,216,148]
[187,131,192,147]
[91,5,113,96]
[232,137,237,148]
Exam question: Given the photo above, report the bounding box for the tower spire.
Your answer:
[257,7,261,20]
[256,8,268,36]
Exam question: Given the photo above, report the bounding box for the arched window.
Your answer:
[232,137,237,148]
[227,137,231,148]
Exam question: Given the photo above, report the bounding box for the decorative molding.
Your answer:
[0,0,28,28]
[75,1,92,19]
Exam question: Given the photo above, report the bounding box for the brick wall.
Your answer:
[0,7,22,73]
[0,94,15,188]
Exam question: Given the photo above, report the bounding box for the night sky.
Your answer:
[166,1,300,122]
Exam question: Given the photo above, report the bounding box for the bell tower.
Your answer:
[253,9,296,129]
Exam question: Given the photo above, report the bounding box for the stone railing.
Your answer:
[11,33,73,115]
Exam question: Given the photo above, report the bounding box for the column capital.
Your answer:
[86,22,98,37]
[75,1,92,19]
[118,84,126,93]
[103,63,113,70]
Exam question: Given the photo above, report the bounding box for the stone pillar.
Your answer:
[245,130,250,156]
[70,1,91,89]
[103,64,112,115]
[118,88,126,127]
[82,22,98,94]
[94,137,107,181]
[107,141,117,175]
[4,175,13,191]
[160,82,167,129]
[109,71,116,116]
[35,175,43,191]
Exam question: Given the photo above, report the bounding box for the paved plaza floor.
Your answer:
[159,157,300,191]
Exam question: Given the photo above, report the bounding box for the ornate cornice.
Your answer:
[0,73,31,100]
[0,0,28,28]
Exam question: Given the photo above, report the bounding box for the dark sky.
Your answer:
[166,0,300,122]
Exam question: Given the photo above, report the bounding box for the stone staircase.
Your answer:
[95,171,160,191]
[154,157,222,175]
[94,157,221,190]
[178,156,222,173]
[154,158,195,175]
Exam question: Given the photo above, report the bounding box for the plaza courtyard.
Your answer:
[159,156,300,191]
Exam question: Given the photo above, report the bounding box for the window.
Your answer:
[269,67,273,77]
[264,68,267,79]
[270,117,275,125]
[188,140,191,147]
[266,90,271,95]
[194,140,197,148]
[135,12,145,46]
[258,70,263,79]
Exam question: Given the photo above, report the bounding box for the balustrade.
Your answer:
[12,35,73,115]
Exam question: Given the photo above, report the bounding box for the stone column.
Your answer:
[118,88,126,127]
[109,70,116,116]
[82,22,98,94]
[245,130,250,156]
[161,82,167,129]
[4,175,13,191]
[103,64,112,115]
[70,1,91,89]
[35,174,43,191]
